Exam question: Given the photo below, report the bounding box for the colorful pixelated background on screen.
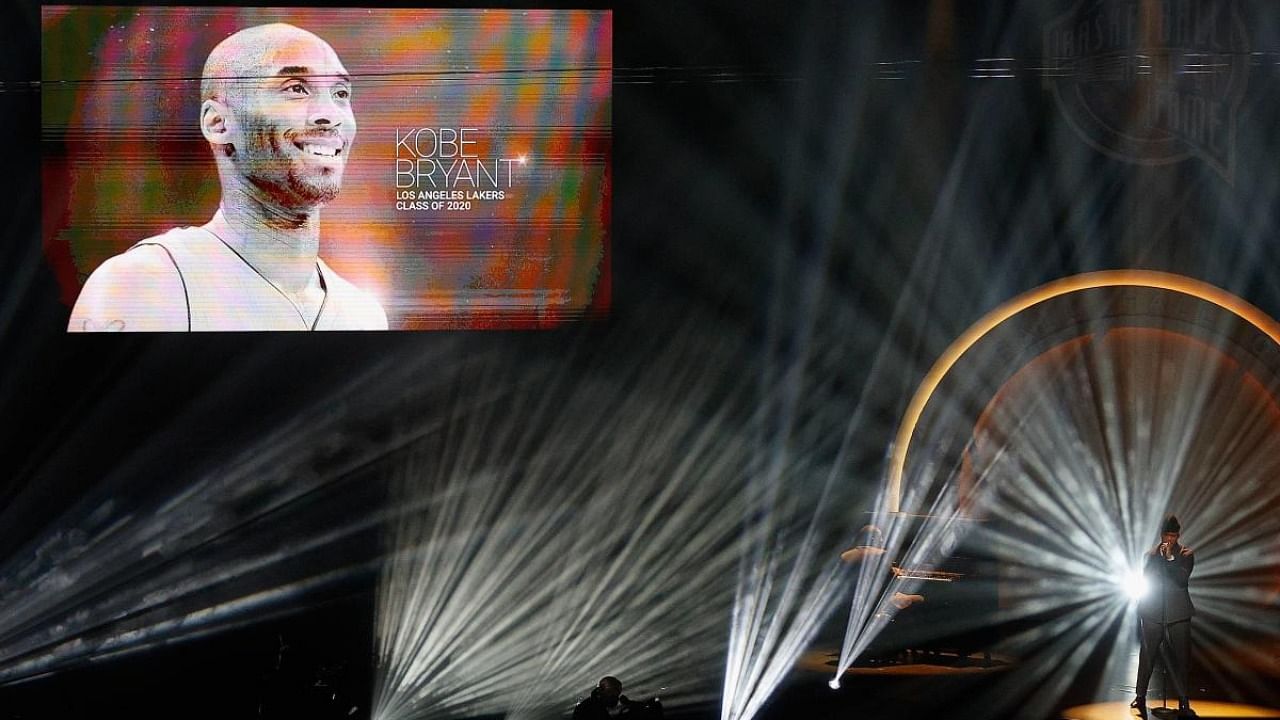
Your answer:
[42,6,612,329]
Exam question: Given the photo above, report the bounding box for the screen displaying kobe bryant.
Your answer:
[42,7,612,331]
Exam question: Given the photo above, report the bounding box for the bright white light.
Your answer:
[517,154,528,165]
[1121,568,1148,602]
[374,319,758,720]
[827,678,841,690]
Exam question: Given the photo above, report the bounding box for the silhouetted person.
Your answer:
[573,676,662,719]
[1133,514,1196,718]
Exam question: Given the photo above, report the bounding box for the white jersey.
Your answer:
[73,226,388,331]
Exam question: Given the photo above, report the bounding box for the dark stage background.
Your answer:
[3,1,1279,719]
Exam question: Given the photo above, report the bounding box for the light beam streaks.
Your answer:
[0,342,469,685]
[836,280,1280,714]
[373,319,762,720]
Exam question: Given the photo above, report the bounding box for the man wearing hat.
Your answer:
[1132,514,1196,718]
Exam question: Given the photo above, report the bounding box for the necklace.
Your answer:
[203,227,328,330]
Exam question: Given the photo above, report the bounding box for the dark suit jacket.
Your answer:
[1138,543,1195,623]
[572,693,659,720]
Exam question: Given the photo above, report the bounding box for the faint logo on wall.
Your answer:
[1044,0,1248,178]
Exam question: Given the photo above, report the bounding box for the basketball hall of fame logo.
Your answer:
[1044,0,1248,179]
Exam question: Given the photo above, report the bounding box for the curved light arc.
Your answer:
[888,270,1280,513]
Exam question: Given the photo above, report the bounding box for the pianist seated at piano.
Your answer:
[839,524,926,611]
[838,518,995,667]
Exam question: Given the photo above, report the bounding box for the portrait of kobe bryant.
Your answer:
[68,23,389,332]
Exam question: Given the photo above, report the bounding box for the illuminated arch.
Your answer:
[887,270,1280,513]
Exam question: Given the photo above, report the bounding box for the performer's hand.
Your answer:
[1180,546,1193,556]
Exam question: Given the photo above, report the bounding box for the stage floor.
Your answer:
[5,605,1278,720]
[1061,700,1280,719]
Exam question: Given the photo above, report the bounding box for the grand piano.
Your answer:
[843,514,1001,668]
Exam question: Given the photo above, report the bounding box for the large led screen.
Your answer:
[43,7,612,331]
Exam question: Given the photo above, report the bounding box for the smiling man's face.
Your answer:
[212,26,356,209]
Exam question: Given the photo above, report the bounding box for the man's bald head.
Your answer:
[198,22,356,211]
[201,23,348,104]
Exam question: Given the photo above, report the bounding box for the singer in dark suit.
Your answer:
[1132,514,1196,718]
